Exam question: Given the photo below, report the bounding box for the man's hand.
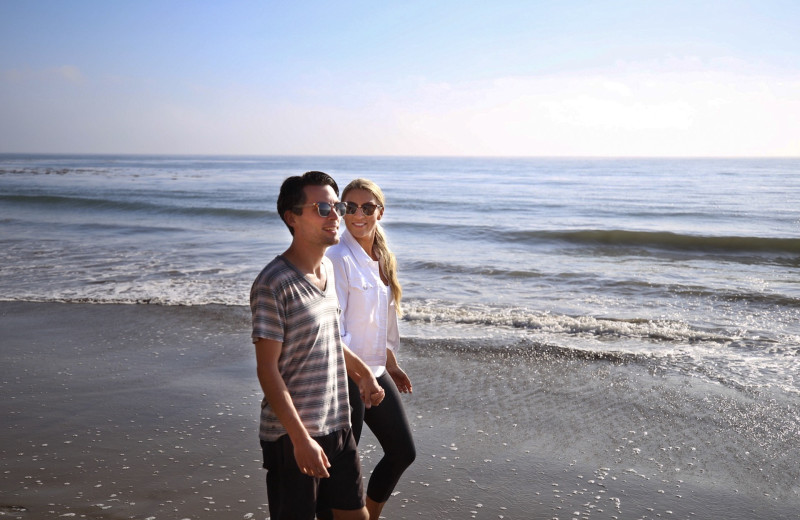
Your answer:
[359,373,385,408]
[293,435,331,479]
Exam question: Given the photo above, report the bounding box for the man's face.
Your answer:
[290,184,342,247]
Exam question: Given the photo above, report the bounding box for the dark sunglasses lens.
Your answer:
[344,202,378,216]
[315,203,332,217]
[316,202,345,217]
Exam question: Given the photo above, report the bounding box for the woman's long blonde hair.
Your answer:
[342,178,403,317]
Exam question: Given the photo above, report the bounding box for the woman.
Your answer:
[326,178,416,520]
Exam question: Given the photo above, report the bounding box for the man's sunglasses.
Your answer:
[294,202,347,217]
[345,202,383,216]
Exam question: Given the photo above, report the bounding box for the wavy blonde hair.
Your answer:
[342,178,403,317]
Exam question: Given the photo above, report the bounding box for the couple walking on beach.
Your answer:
[250,171,416,519]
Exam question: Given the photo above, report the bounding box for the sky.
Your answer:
[1,0,798,157]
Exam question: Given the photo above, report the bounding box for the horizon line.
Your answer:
[1,152,799,160]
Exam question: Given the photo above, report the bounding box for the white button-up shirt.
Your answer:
[327,228,400,376]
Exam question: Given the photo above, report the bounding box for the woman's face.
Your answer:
[343,188,383,242]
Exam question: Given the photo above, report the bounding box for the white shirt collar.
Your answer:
[341,227,377,267]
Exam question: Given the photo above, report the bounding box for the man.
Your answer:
[251,171,385,520]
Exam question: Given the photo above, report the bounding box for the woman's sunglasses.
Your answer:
[345,202,383,216]
[294,202,347,217]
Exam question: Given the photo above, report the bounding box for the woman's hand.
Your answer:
[386,348,412,393]
[387,364,412,393]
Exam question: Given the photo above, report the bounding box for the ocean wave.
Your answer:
[0,167,111,176]
[674,286,800,308]
[508,229,800,255]
[405,260,545,279]
[0,295,183,305]
[0,292,246,307]
[402,300,731,344]
[391,221,800,258]
[399,301,800,396]
[400,335,643,364]
[403,260,800,308]
[1,193,269,220]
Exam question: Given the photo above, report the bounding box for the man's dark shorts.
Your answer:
[261,428,365,519]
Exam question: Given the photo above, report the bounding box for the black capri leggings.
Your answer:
[348,372,416,503]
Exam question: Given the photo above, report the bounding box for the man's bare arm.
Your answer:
[254,338,330,478]
[342,344,385,408]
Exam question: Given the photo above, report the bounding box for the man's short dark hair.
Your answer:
[277,171,340,235]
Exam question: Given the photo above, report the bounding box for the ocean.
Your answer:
[2,154,797,392]
[2,154,799,516]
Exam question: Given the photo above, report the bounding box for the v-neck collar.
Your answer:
[278,255,328,294]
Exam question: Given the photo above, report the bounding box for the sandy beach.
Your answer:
[1,301,797,520]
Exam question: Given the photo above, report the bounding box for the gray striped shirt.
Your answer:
[250,255,350,441]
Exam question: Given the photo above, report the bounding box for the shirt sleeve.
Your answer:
[250,276,285,344]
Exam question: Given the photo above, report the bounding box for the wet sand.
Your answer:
[1,302,797,519]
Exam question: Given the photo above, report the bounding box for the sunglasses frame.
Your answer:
[293,201,347,217]
[345,202,383,216]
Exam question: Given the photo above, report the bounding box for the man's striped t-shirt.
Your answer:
[250,255,350,442]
